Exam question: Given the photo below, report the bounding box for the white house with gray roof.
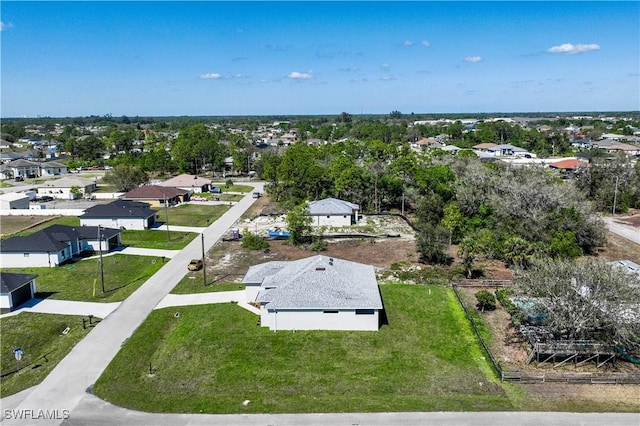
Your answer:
[307,198,360,227]
[242,255,382,331]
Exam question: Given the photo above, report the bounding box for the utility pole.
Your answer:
[164,196,170,241]
[201,232,207,286]
[612,175,619,215]
[98,225,105,293]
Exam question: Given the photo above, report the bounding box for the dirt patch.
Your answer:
[611,210,640,227]
[0,215,60,237]
[596,232,640,264]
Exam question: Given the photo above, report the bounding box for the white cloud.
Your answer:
[381,63,391,69]
[464,56,482,63]
[404,40,413,46]
[200,73,222,80]
[420,40,431,47]
[288,71,314,80]
[547,43,601,54]
[0,22,14,31]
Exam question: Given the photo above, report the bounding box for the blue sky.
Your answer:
[1,1,639,117]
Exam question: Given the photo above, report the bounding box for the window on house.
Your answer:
[355,309,375,315]
[323,310,339,314]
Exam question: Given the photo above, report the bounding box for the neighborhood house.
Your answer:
[307,198,360,227]
[243,255,383,331]
[80,199,158,230]
[0,224,121,268]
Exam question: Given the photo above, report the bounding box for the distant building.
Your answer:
[307,198,360,227]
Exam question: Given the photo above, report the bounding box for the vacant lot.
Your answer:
[121,229,196,250]
[164,204,229,227]
[2,255,164,302]
[0,313,95,397]
[95,284,514,413]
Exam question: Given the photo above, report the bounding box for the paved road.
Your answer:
[603,217,640,245]
[2,183,264,426]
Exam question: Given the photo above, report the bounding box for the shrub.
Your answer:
[241,230,269,250]
[475,290,496,312]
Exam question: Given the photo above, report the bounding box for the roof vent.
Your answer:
[316,267,326,271]
[329,258,334,266]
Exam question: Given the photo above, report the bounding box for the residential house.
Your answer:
[80,199,157,230]
[157,174,212,193]
[0,192,30,210]
[122,185,190,208]
[0,159,41,179]
[487,144,534,158]
[472,142,498,151]
[37,176,97,199]
[1,273,38,313]
[0,225,121,268]
[39,161,69,177]
[243,255,383,331]
[307,197,360,227]
[548,158,586,172]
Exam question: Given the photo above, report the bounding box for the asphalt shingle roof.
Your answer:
[307,198,359,216]
[246,255,382,310]
[80,200,156,219]
[1,272,37,293]
[124,185,188,199]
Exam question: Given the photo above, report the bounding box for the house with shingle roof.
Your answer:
[157,174,212,193]
[0,225,121,268]
[242,255,383,331]
[1,273,38,313]
[40,161,69,177]
[36,176,97,199]
[80,199,157,230]
[0,159,41,179]
[122,185,190,208]
[307,197,360,227]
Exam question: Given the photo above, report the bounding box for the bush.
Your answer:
[495,288,525,326]
[475,290,496,312]
[240,230,269,250]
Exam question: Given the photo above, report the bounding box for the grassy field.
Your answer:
[121,230,196,250]
[164,204,229,227]
[94,284,514,413]
[1,216,80,237]
[2,255,165,302]
[171,274,245,294]
[0,313,95,397]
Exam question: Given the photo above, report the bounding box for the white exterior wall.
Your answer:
[0,294,11,311]
[80,217,148,230]
[312,214,352,227]
[245,284,262,302]
[37,187,73,199]
[0,198,29,210]
[261,307,379,331]
[0,251,66,268]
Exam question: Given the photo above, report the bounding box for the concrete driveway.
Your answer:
[0,299,120,319]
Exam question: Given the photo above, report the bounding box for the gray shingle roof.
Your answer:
[80,200,156,219]
[246,255,382,310]
[307,198,359,216]
[1,272,37,293]
[0,224,120,253]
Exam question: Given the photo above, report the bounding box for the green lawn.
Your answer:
[162,204,229,227]
[94,284,514,413]
[0,313,95,397]
[171,274,245,294]
[211,183,254,193]
[121,230,197,250]
[2,255,165,302]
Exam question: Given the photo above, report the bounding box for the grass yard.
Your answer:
[94,284,514,413]
[171,274,245,294]
[163,204,229,227]
[211,183,254,193]
[121,229,197,250]
[0,313,95,397]
[2,255,165,302]
[1,216,79,238]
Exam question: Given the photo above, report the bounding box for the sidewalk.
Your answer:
[155,290,260,314]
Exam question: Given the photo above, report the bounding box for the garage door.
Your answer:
[11,283,32,309]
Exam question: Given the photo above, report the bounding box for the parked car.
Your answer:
[14,176,24,182]
[252,191,261,198]
[187,259,204,271]
[210,187,222,194]
[34,195,54,202]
